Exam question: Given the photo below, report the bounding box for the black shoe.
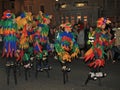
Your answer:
[95,72,107,78]
[6,62,11,67]
[66,68,71,72]
[24,63,31,69]
[62,66,71,72]
[37,66,43,72]
[37,68,43,72]
[10,62,14,66]
[38,68,43,72]
[89,72,97,80]
[48,66,52,70]
[43,66,52,70]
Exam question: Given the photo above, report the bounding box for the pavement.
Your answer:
[0,55,120,90]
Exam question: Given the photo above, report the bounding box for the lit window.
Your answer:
[61,4,67,8]
[84,16,87,22]
[77,16,81,19]
[75,2,87,8]
[76,3,85,7]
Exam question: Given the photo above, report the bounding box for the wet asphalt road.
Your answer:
[0,55,120,90]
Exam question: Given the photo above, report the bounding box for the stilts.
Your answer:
[84,68,106,86]
[6,57,17,85]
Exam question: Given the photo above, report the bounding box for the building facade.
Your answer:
[0,0,24,16]
[54,0,120,25]
[0,0,119,25]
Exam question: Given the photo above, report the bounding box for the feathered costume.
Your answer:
[33,11,52,70]
[54,23,79,71]
[1,10,18,58]
[84,17,112,79]
[15,12,33,61]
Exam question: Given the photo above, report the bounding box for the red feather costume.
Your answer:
[84,17,112,81]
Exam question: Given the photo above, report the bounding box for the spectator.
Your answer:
[84,24,90,51]
[76,23,85,57]
[48,26,56,54]
[87,26,95,50]
[111,22,120,63]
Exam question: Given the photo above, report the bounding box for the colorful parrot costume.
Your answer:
[33,11,52,71]
[22,48,33,69]
[84,17,112,80]
[15,12,33,61]
[54,22,79,71]
[15,12,33,30]
[0,19,4,34]
[17,12,33,49]
[1,10,18,58]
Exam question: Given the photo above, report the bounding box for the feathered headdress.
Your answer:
[2,10,12,19]
[1,10,17,58]
[37,11,52,24]
[97,17,111,28]
[61,22,71,28]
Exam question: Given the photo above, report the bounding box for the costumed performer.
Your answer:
[1,10,18,59]
[84,17,112,80]
[54,22,79,71]
[34,11,52,71]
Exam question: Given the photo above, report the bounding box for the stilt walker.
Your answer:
[1,10,18,85]
[84,17,112,85]
[15,12,33,62]
[34,11,52,77]
[54,22,79,84]
[15,12,34,80]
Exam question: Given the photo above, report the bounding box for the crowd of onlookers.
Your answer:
[48,21,120,63]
